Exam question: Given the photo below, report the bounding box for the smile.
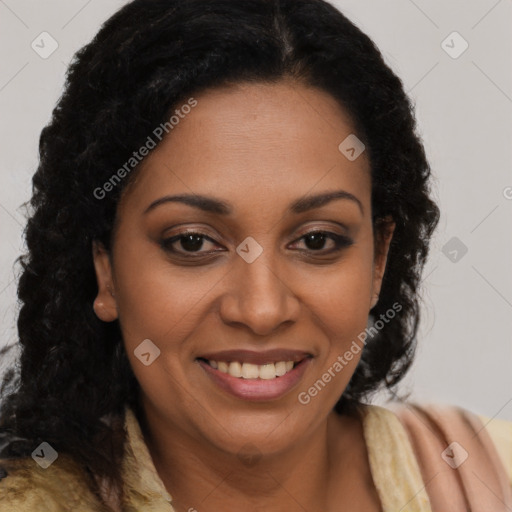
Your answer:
[196,354,313,402]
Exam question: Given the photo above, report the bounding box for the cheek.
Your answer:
[314,250,373,327]
[305,246,374,385]
[112,241,223,353]
[112,248,214,410]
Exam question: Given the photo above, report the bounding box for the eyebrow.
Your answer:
[143,190,364,216]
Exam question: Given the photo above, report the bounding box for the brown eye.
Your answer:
[293,231,353,253]
[177,233,206,252]
[160,232,219,255]
[303,232,330,250]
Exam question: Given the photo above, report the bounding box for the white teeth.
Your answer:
[275,361,287,377]
[208,360,297,379]
[241,363,260,379]
[259,364,276,380]
[228,361,242,378]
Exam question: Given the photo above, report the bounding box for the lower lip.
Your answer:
[197,358,312,402]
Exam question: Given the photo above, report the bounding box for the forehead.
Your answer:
[119,80,371,216]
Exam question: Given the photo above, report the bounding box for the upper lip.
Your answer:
[197,349,312,366]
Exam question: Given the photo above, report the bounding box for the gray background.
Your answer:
[0,1,511,420]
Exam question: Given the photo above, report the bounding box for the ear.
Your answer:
[92,240,118,322]
[370,216,395,310]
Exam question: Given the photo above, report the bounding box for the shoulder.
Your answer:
[388,401,511,470]
[0,454,108,511]
[386,401,510,467]
[380,401,512,506]
[476,412,512,481]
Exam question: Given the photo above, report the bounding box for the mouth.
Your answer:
[196,349,313,401]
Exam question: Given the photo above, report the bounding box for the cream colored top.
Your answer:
[1,404,510,510]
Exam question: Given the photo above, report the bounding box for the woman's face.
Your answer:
[93,80,394,457]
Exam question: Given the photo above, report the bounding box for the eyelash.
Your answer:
[159,230,353,258]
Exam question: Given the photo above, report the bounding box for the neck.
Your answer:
[138,403,361,512]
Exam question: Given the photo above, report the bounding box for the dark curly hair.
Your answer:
[0,0,440,505]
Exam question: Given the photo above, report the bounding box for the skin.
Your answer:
[93,79,395,512]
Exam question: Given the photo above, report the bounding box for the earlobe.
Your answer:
[93,298,117,322]
[92,241,118,322]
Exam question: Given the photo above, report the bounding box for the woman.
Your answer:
[0,0,510,510]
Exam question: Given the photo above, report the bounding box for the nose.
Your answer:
[218,252,301,336]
